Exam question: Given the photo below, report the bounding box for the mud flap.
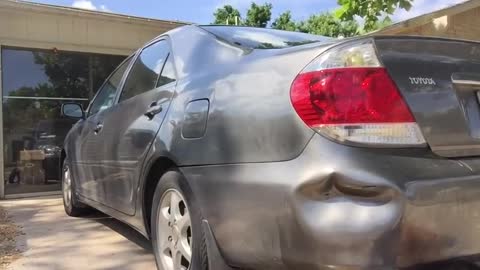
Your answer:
[202,220,236,270]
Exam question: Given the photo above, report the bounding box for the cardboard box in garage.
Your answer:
[19,150,46,185]
[19,150,45,161]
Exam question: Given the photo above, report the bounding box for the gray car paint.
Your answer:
[182,134,480,269]
[64,25,480,269]
[182,99,210,139]
[375,37,480,157]
[72,55,136,205]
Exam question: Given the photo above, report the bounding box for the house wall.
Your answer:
[0,0,185,198]
[380,6,480,41]
[0,0,185,55]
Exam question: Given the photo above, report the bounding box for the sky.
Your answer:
[24,0,467,25]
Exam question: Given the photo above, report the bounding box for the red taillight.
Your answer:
[292,41,426,146]
[290,67,415,127]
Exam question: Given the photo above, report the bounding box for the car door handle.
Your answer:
[144,102,163,120]
[93,123,103,134]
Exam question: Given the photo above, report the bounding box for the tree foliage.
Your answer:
[213,5,242,25]
[245,3,273,27]
[298,13,359,37]
[336,0,412,31]
[3,51,122,133]
[367,17,393,33]
[211,1,397,35]
[271,11,296,31]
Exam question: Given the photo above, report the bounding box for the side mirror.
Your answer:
[61,103,85,119]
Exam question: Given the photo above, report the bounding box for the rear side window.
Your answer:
[200,26,329,49]
[156,54,176,87]
[120,40,170,102]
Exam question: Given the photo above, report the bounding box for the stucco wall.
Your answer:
[0,0,186,198]
[379,4,480,41]
[395,7,480,41]
[0,0,186,55]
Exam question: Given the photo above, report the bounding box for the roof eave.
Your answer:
[376,0,480,34]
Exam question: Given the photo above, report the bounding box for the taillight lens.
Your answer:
[291,41,426,146]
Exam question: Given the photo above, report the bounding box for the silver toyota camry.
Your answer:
[61,25,480,270]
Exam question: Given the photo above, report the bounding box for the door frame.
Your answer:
[0,44,4,199]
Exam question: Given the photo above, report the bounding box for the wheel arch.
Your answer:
[60,149,67,180]
[61,148,66,160]
[60,148,67,164]
[141,155,177,237]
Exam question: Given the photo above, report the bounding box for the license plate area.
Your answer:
[399,177,480,266]
[452,73,480,139]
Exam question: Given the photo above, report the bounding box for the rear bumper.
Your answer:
[181,134,480,270]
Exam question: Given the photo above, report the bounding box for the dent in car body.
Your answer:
[157,26,335,166]
[181,134,480,269]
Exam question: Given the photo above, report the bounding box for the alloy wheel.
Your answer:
[63,166,72,208]
[156,189,193,270]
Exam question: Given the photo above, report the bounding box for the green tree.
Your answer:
[213,5,242,25]
[245,2,273,27]
[3,85,59,132]
[272,11,296,31]
[298,13,359,37]
[371,16,393,31]
[336,0,413,31]
[33,52,90,99]
[358,16,393,34]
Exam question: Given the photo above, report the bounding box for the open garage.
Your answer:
[0,0,185,198]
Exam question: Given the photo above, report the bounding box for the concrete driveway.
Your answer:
[0,196,156,270]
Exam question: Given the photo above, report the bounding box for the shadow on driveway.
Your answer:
[89,212,152,252]
[0,196,156,270]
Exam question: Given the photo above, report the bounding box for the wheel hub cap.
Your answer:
[157,189,192,270]
[63,167,72,207]
[172,224,180,245]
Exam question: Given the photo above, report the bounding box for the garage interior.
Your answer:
[0,0,185,198]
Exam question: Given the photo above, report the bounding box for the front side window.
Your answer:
[119,40,170,102]
[89,56,132,116]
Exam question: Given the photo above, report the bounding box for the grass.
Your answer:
[0,206,22,269]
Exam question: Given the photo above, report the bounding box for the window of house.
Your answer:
[1,47,125,195]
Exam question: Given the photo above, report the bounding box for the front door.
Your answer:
[96,40,176,214]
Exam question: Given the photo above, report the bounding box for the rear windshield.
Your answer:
[200,26,329,49]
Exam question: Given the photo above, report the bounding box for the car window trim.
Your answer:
[156,53,177,88]
[155,52,170,87]
[86,54,135,117]
[116,38,171,103]
[158,38,179,86]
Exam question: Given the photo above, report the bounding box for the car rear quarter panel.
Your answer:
[156,26,337,165]
[180,133,480,269]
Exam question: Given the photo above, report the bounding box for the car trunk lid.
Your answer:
[374,37,480,157]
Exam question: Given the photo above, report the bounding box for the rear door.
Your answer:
[97,39,176,214]
[374,37,480,157]
[76,56,133,200]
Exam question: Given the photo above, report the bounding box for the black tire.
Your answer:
[62,161,91,217]
[151,170,208,270]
